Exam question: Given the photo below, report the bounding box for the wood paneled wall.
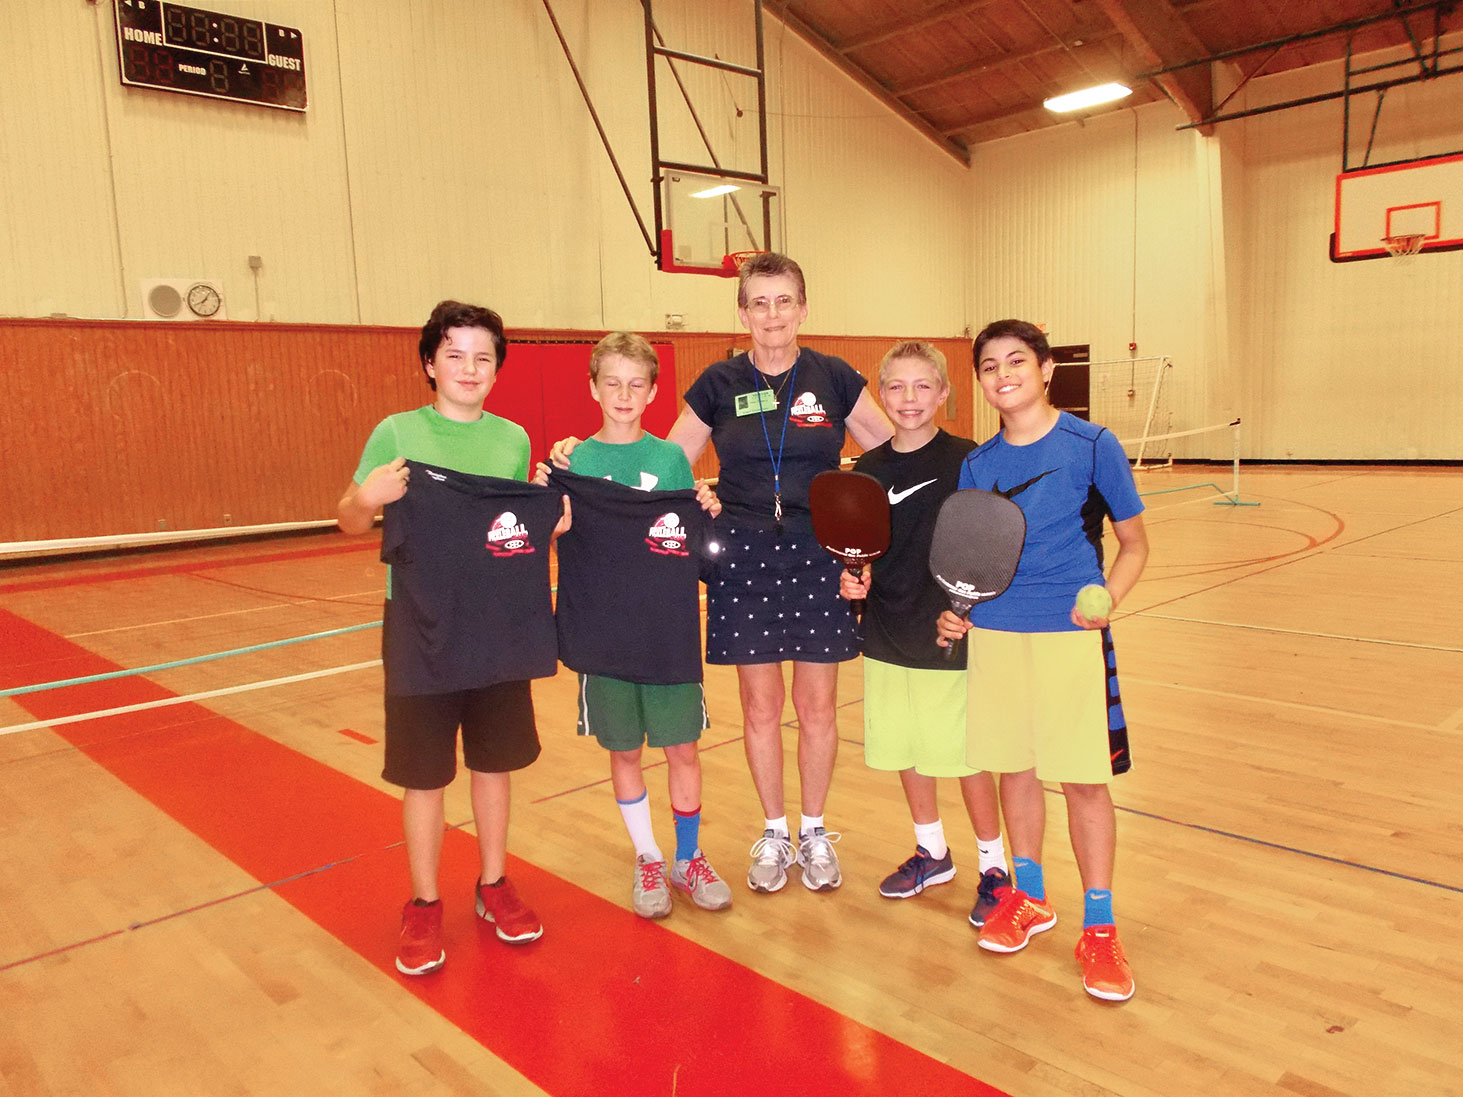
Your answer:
[1,320,974,544]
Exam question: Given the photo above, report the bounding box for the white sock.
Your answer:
[977,834,1008,874]
[913,819,948,859]
[764,814,790,838]
[799,813,825,838]
[618,791,662,861]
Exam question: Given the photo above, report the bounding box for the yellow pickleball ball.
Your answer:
[1075,584,1112,620]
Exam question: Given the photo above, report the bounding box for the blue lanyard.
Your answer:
[753,351,798,530]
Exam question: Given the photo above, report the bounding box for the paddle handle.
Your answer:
[942,596,975,661]
[844,565,865,623]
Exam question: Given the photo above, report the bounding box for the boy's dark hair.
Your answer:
[417,300,508,390]
[973,319,1052,366]
[736,252,806,307]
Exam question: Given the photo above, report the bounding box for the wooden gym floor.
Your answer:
[2,464,1461,1097]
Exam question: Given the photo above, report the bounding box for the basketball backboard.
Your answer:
[659,170,781,276]
[1332,152,1463,261]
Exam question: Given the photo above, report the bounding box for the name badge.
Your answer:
[735,390,778,416]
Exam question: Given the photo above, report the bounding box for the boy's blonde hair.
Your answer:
[589,331,659,383]
[878,340,949,389]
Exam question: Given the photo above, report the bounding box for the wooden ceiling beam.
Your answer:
[773,6,971,165]
[1093,0,1214,132]
[892,29,1125,97]
[837,0,1002,53]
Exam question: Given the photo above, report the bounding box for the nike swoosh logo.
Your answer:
[887,479,937,505]
[993,469,1057,499]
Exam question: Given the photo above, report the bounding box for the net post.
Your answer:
[1132,357,1173,471]
[1212,417,1259,507]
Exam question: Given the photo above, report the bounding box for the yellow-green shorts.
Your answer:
[576,674,708,752]
[862,658,978,778]
[964,627,1129,784]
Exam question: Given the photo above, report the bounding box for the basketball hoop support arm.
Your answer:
[540,0,657,257]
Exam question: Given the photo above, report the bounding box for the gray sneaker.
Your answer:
[632,854,671,919]
[747,830,796,893]
[797,827,842,892]
[670,852,733,911]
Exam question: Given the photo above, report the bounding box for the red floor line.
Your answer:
[0,607,1006,1097]
[0,537,379,595]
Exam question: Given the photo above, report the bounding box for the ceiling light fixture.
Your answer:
[1043,82,1132,113]
[690,184,740,198]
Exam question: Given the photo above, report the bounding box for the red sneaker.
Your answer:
[475,877,544,943]
[1075,925,1135,1001]
[977,888,1057,953]
[396,899,445,975]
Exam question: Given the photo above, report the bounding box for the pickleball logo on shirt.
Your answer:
[485,510,535,556]
[789,391,830,427]
[646,511,690,556]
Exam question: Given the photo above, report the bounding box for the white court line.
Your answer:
[0,661,381,738]
[67,589,385,639]
[1126,676,1447,735]
[1135,612,1463,655]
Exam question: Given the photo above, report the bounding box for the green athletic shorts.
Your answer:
[862,658,977,777]
[576,674,708,751]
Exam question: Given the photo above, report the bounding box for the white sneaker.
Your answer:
[797,827,842,892]
[631,854,671,919]
[746,830,796,893]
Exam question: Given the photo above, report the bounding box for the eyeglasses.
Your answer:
[745,295,800,315]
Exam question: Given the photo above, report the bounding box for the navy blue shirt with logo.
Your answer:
[683,348,866,535]
[380,462,560,695]
[548,469,713,685]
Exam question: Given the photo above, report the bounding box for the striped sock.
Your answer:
[672,805,701,863]
[1083,888,1114,928]
[1013,857,1045,902]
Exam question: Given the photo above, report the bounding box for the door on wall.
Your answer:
[1048,343,1090,421]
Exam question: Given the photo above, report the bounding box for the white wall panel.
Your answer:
[968,34,1463,461]
[1228,44,1463,459]
[3,1,969,342]
[0,3,124,318]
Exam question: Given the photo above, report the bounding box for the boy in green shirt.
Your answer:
[546,332,732,918]
[339,300,561,976]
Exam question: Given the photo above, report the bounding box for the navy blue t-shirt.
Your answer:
[380,462,560,695]
[549,469,713,685]
[683,348,866,534]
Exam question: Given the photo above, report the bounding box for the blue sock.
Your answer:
[1013,857,1045,902]
[1083,888,1114,928]
[672,806,701,863]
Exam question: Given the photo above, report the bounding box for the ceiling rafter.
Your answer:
[891,29,1126,98]
[773,4,972,164]
[836,0,1002,53]
[1093,0,1216,131]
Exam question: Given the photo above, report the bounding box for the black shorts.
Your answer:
[704,523,859,665]
[382,680,541,790]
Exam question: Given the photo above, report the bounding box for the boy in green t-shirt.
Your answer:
[338,300,564,976]
[544,332,732,918]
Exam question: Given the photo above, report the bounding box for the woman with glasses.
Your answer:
[670,252,893,895]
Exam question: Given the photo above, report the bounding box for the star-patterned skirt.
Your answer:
[704,523,858,665]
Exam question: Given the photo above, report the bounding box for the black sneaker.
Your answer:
[878,845,956,899]
[968,866,1012,927]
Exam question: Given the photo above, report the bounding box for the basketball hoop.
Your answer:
[720,250,766,278]
[1381,233,1427,258]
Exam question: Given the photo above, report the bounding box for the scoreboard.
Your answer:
[115,0,306,112]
